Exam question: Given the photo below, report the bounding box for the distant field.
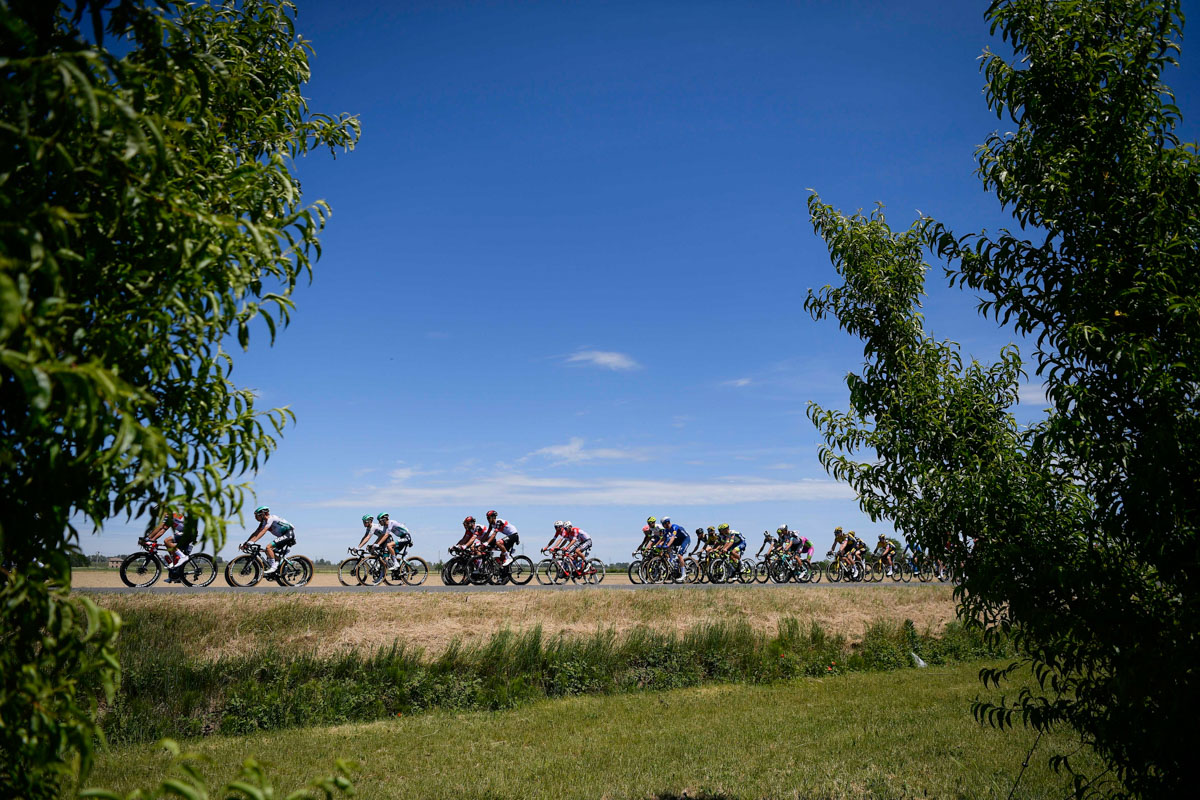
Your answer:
[79,661,1099,800]
[89,584,957,657]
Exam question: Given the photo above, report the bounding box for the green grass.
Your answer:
[80,661,1101,799]
[95,617,1007,744]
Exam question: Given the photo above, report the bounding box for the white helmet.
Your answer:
[563,520,572,528]
[554,520,564,528]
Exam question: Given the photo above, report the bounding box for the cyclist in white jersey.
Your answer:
[483,510,519,566]
[376,513,412,568]
[560,521,593,575]
[243,505,295,574]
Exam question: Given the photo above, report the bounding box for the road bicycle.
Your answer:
[338,547,367,586]
[639,548,697,584]
[823,550,871,583]
[355,543,431,586]
[224,539,314,587]
[119,537,216,588]
[705,551,755,584]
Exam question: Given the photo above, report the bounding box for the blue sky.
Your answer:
[85,0,1200,562]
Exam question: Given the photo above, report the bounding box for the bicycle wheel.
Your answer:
[737,559,756,584]
[120,553,161,588]
[825,561,842,583]
[225,555,261,587]
[447,557,470,586]
[534,558,556,585]
[508,555,534,585]
[808,561,822,583]
[587,558,606,584]
[337,557,361,586]
[279,555,313,587]
[627,559,643,584]
[642,556,667,584]
[768,559,791,584]
[755,559,771,583]
[356,557,386,586]
[179,554,217,587]
[402,556,430,586]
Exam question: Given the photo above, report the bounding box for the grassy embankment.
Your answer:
[91,583,957,655]
[90,587,999,747]
[81,661,1101,800]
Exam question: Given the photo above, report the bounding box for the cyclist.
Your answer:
[243,505,295,575]
[659,515,689,582]
[789,530,815,566]
[544,520,568,552]
[716,523,746,561]
[637,517,661,552]
[847,530,870,576]
[765,526,790,560]
[145,507,190,569]
[453,516,479,551]
[560,520,593,576]
[875,534,898,576]
[356,514,380,548]
[483,510,519,566]
[831,526,856,577]
[376,513,412,570]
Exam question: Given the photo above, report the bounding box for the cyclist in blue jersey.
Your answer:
[659,516,689,582]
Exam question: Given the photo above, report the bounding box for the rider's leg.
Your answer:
[263,542,277,572]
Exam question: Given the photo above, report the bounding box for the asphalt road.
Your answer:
[78,580,947,594]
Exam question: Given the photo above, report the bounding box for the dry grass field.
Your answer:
[85,583,958,658]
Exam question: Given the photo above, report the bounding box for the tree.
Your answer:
[0,1,358,795]
[805,1,1196,795]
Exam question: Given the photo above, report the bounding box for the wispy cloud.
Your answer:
[316,472,855,508]
[523,437,652,465]
[723,377,752,388]
[565,349,640,371]
[1017,383,1050,407]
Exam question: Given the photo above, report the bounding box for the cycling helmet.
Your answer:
[563,520,572,528]
[878,533,887,540]
[661,516,671,526]
[361,515,373,522]
[254,505,269,514]
[695,528,704,535]
[475,524,485,534]
[707,526,716,533]
[377,512,389,520]
[642,525,651,533]
[486,509,498,519]
[463,515,476,527]
[718,523,730,532]
[833,525,843,534]
[646,516,657,525]
[554,520,564,528]
[776,526,786,534]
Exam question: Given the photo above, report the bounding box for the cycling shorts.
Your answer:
[499,531,519,548]
[732,540,746,554]
[671,534,690,552]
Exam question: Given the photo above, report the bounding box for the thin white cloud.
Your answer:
[765,463,796,470]
[523,437,652,465]
[1017,383,1050,407]
[565,349,640,371]
[315,472,855,508]
[723,378,752,388]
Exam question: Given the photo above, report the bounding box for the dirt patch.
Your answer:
[91,585,958,660]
